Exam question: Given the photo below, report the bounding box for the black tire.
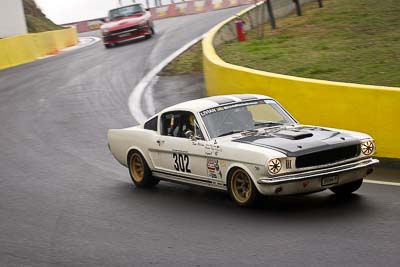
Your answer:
[144,25,154,39]
[128,150,159,188]
[227,168,261,207]
[104,44,111,49]
[330,179,363,195]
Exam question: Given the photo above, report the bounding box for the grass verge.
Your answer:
[163,0,399,87]
[160,41,203,76]
[217,0,400,87]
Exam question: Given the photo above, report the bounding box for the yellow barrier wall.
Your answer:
[203,8,400,159]
[0,41,12,69]
[0,27,78,70]
[3,34,39,67]
[33,31,58,57]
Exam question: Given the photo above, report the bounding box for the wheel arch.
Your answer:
[226,163,264,194]
[126,146,154,170]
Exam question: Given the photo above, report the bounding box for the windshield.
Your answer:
[109,5,144,21]
[200,99,297,138]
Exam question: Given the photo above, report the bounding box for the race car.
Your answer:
[100,3,154,48]
[108,94,379,207]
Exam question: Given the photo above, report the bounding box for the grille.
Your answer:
[110,26,139,35]
[286,159,292,169]
[296,144,360,168]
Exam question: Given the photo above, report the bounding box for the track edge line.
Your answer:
[128,34,206,124]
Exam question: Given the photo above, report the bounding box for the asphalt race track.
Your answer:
[0,7,399,267]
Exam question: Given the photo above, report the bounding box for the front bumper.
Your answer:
[103,26,150,44]
[257,158,379,195]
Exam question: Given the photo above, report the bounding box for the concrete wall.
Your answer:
[0,0,28,38]
[203,1,400,159]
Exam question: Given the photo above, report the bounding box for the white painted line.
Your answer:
[364,179,400,187]
[144,75,159,116]
[38,37,100,60]
[128,34,206,124]
[61,37,101,52]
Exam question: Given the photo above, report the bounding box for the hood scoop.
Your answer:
[273,130,313,140]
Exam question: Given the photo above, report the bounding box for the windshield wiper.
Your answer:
[217,130,243,137]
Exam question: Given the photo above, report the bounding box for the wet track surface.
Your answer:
[0,7,399,267]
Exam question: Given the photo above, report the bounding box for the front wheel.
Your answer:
[128,150,159,188]
[227,168,261,207]
[330,179,363,195]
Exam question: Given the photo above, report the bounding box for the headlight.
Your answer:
[101,28,109,35]
[361,139,375,156]
[138,19,147,26]
[267,158,282,174]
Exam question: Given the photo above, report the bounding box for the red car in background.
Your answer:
[100,4,155,48]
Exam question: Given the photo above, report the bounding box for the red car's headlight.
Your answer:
[101,28,109,35]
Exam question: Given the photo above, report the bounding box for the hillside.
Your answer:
[23,0,63,33]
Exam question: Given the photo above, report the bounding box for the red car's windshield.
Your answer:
[109,5,144,21]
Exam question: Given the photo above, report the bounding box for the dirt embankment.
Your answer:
[23,0,63,33]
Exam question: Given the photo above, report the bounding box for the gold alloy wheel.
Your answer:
[130,153,144,183]
[231,169,253,203]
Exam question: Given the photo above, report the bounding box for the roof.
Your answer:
[160,94,273,114]
[110,3,141,11]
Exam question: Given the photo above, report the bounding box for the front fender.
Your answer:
[226,163,257,185]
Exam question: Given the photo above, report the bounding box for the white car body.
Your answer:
[108,94,378,197]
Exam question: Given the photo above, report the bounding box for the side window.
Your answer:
[161,111,204,139]
[144,116,158,131]
[193,119,204,140]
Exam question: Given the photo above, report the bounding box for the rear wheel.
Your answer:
[330,179,363,195]
[227,168,260,207]
[104,44,111,49]
[128,150,159,188]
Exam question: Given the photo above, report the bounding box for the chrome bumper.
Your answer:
[258,158,379,185]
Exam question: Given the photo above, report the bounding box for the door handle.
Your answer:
[156,139,165,146]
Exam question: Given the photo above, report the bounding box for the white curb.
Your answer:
[128,34,206,124]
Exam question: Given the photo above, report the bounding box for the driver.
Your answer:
[183,114,195,138]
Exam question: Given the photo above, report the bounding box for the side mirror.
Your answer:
[145,8,150,11]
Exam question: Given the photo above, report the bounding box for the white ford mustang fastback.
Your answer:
[108,94,378,206]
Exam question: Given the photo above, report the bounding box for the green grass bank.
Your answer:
[166,0,399,87]
[217,0,400,87]
[23,0,63,33]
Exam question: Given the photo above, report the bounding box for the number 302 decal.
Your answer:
[173,153,191,173]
